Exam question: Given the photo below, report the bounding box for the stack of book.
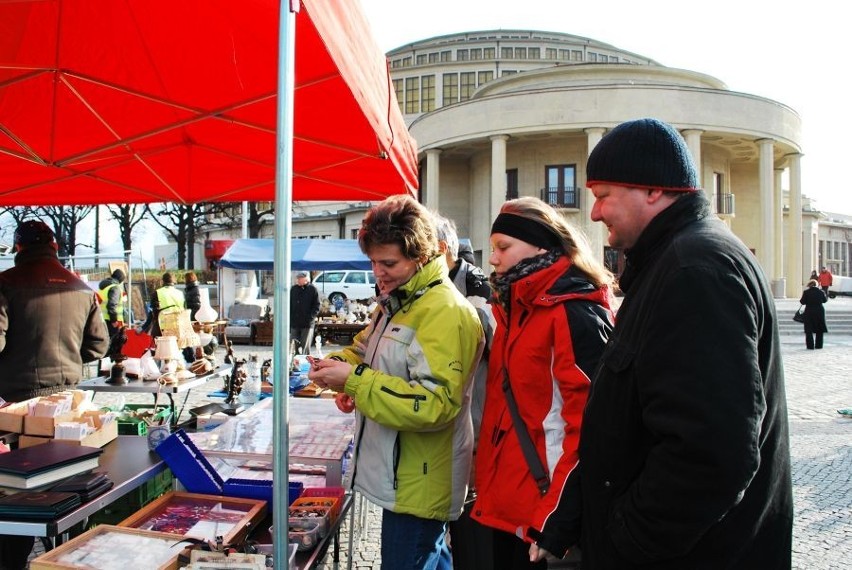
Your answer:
[0,441,103,490]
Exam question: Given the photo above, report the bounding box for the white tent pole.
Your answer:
[272,4,296,568]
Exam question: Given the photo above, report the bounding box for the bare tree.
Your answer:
[0,207,38,247]
[145,202,230,269]
[105,204,148,253]
[246,201,275,238]
[35,205,94,258]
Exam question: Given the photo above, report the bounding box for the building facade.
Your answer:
[389,30,807,296]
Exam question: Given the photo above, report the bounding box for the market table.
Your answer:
[0,436,168,548]
[77,365,230,428]
[313,321,369,346]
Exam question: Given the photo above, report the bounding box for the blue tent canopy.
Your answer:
[219,238,370,271]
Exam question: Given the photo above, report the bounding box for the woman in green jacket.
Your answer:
[310,195,485,569]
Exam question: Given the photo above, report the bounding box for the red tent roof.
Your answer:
[0,0,418,205]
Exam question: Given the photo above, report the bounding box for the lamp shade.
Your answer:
[154,336,180,361]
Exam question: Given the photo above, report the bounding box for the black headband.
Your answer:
[490,213,561,250]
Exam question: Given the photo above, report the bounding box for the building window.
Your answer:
[416,54,427,65]
[542,164,578,208]
[483,47,496,59]
[401,56,412,67]
[515,47,527,59]
[443,73,459,105]
[501,47,513,59]
[545,48,557,60]
[529,47,541,59]
[588,52,598,62]
[391,59,402,69]
[477,70,494,85]
[571,50,583,61]
[405,77,420,114]
[559,49,571,60]
[609,55,619,63]
[421,75,435,113]
[506,169,519,200]
[460,72,476,101]
[502,70,518,76]
[471,48,482,60]
[393,79,404,113]
[441,50,452,62]
[457,49,469,61]
[428,52,439,63]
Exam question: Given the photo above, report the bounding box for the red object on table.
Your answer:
[122,329,153,358]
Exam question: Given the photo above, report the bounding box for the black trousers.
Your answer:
[0,535,33,570]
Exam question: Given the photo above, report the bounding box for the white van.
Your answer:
[312,270,376,304]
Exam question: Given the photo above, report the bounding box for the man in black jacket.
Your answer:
[579,118,792,569]
[290,271,320,354]
[0,220,108,569]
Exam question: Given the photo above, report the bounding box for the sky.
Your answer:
[360,0,851,216]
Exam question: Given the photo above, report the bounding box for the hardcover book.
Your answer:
[0,442,102,489]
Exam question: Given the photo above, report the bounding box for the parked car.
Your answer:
[828,275,851,298]
[312,270,376,305]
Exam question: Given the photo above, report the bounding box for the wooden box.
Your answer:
[23,411,79,437]
[18,421,118,449]
[118,491,267,546]
[0,399,35,433]
[29,524,191,570]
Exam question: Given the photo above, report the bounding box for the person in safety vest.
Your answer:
[98,269,127,338]
[140,272,185,338]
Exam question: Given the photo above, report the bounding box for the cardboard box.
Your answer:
[23,411,79,437]
[19,421,118,449]
[0,399,36,433]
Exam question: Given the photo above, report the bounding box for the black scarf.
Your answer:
[489,249,563,313]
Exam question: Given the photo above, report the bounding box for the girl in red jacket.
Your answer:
[472,197,614,568]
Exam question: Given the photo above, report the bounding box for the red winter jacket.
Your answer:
[472,256,614,556]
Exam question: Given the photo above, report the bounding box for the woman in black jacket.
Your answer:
[800,279,828,349]
[184,271,201,320]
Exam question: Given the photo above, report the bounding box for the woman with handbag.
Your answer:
[800,279,828,349]
[472,197,615,568]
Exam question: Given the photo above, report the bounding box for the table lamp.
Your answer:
[154,336,180,374]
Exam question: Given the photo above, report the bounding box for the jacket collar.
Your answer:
[502,255,612,311]
[379,256,446,317]
[620,190,710,293]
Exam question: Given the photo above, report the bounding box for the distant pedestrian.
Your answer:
[184,271,201,321]
[290,271,320,354]
[98,268,127,339]
[818,267,833,298]
[809,269,818,281]
[800,279,828,349]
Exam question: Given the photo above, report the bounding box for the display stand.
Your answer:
[78,365,230,428]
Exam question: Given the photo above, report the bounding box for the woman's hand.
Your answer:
[529,543,554,563]
[308,358,353,391]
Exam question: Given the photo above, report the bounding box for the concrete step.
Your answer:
[776,305,852,335]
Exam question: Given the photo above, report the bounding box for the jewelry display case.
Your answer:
[29,524,191,570]
[117,491,266,545]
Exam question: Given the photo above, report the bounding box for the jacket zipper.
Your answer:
[379,386,427,412]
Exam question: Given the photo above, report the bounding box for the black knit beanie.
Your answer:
[586,118,699,192]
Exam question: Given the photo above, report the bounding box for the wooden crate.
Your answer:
[30,524,191,570]
[118,491,267,546]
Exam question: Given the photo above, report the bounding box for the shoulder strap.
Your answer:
[501,368,550,495]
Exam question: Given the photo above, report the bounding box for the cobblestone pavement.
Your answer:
[31,298,852,568]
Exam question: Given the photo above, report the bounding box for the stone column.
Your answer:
[774,168,785,297]
[484,135,509,260]
[757,139,775,281]
[785,153,803,297]
[681,129,704,189]
[584,127,607,259]
[424,149,442,211]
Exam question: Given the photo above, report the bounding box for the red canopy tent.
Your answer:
[1,1,418,565]
[0,0,418,205]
